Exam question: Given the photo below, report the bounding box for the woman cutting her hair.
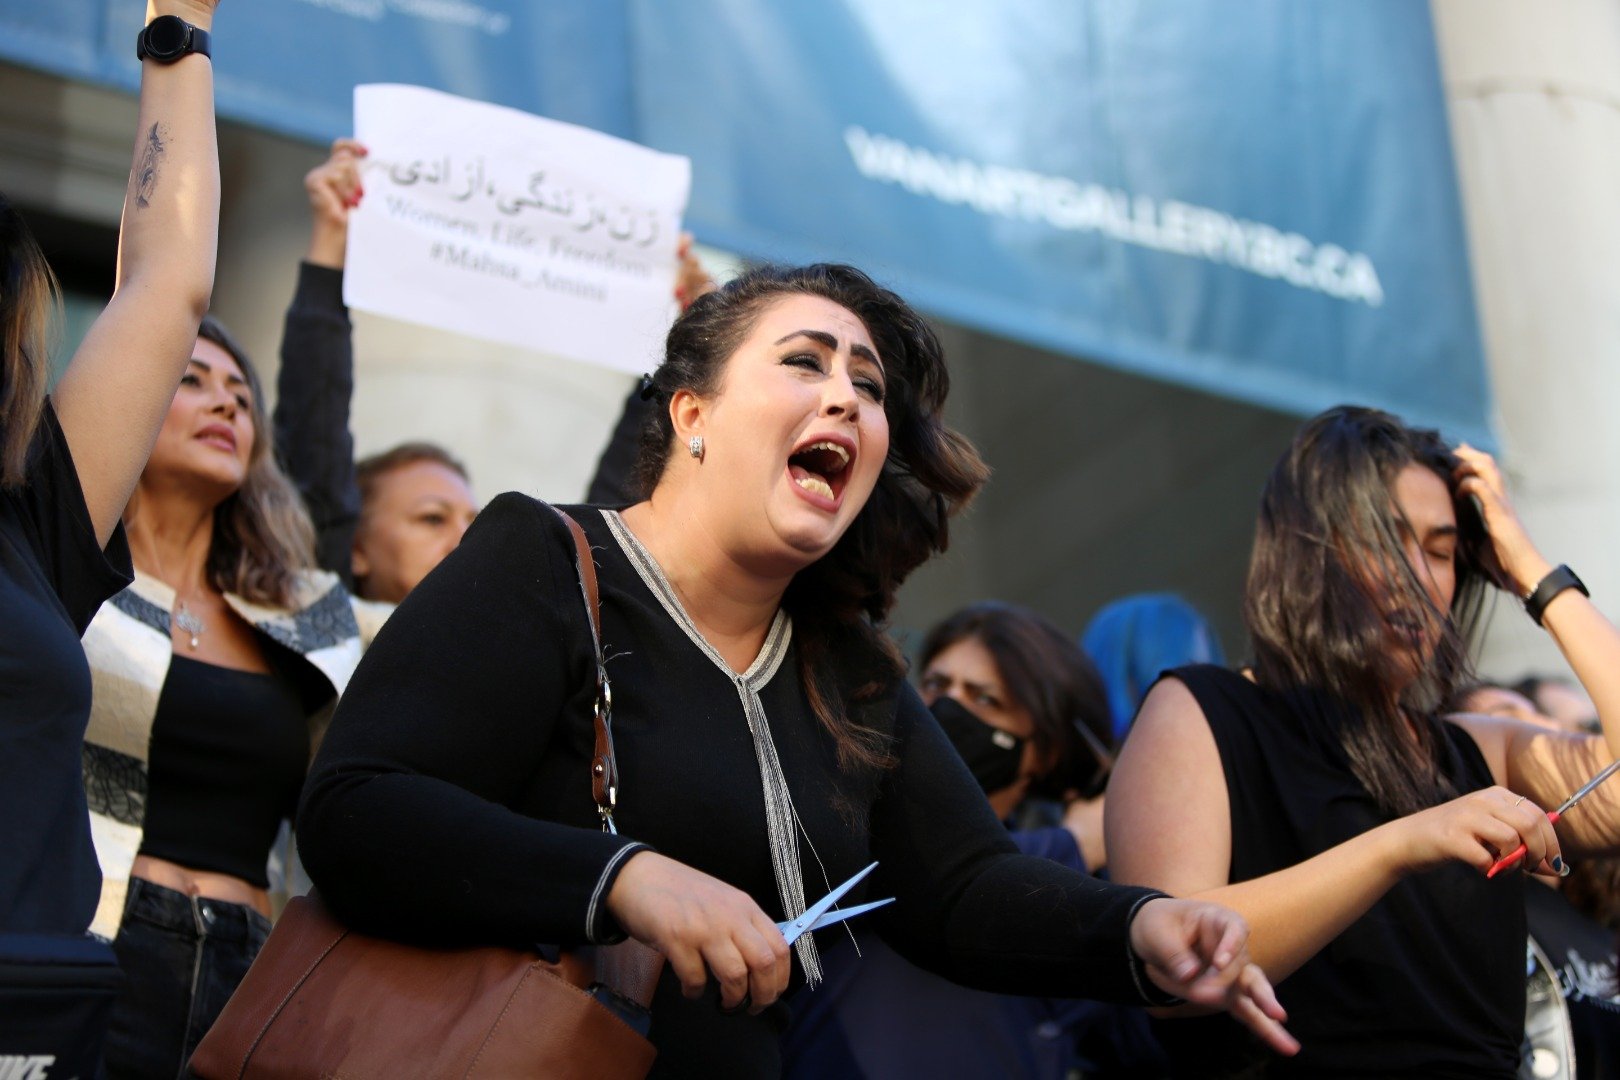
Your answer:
[1109,406,1620,1077]
[299,263,1296,1075]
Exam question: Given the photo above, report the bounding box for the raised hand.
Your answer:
[605,851,791,1014]
[675,233,717,311]
[304,138,367,269]
[1130,897,1299,1056]
[1453,444,1552,595]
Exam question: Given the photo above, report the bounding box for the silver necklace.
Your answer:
[145,541,208,649]
[174,602,206,650]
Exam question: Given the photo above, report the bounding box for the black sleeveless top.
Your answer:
[138,655,315,887]
[1152,665,1525,1078]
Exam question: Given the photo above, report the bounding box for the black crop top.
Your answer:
[138,655,313,887]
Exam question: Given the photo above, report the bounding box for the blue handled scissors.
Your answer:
[776,861,895,945]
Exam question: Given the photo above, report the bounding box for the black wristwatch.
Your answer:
[136,15,211,64]
[1525,564,1588,627]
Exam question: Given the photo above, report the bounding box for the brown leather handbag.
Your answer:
[189,508,665,1079]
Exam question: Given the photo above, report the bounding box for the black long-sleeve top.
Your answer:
[585,384,654,505]
[299,495,1169,1076]
[273,262,360,586]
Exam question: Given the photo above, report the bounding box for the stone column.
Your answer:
[1430,0,1620,679]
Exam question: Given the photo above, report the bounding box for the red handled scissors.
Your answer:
[1487,759,1620,878]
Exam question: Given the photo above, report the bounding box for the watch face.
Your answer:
[145,15,190,59]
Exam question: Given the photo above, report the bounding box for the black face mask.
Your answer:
[931,696,1026,795]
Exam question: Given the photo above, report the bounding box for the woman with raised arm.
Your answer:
[299,263,1297,1076]
[273,139,478,600]
[0,0,220,938]
[1108,406,1620,1077]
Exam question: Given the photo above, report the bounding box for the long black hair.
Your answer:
[637,263,989,771]
[1244,405,1493,817]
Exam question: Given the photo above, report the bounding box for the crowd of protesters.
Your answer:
[3,3,1620,1078]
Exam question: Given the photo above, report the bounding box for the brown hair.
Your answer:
[0,194,57,488]
[637,264,989,771]
[356,441,470,515]
[1244,405,1492,817]
[194,315,317,608]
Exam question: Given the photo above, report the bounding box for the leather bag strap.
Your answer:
[554,508,620,833]
[552,507,665,1010]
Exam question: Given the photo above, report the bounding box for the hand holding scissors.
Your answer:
[1487,759,1620,878]
[605,852,893,1015]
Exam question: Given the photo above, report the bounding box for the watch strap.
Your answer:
[1525,564,1588,627]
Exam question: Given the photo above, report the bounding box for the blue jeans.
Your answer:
[103,878,270,1079]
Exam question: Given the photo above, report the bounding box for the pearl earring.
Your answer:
[688,435,705,461]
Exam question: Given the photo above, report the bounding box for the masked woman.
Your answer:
[1108,406,1620,1077]
[80,316,388,1076]
[299,264,1297,1076]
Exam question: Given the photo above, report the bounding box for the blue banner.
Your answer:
[0,0,634,139]
[0,0,1490,441]
[629,0,1491,443]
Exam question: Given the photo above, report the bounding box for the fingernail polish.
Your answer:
[1550,855,1567,875]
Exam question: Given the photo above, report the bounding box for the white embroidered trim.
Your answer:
[588,843,647,943]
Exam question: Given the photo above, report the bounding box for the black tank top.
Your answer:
[137,655,314,887]
[1151,665,1525,1079]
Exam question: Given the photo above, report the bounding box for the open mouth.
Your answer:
[787,438,853,505]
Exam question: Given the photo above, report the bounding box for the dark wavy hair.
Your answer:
[921,601,1114,799]
[193,316,316,608]
[1244,405,1493,817]
[636,263,989,771]
[0,193,56,488]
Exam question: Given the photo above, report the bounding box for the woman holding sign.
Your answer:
[274,138,480,603]
[299,263,1298,1075]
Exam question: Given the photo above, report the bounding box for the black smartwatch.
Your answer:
[1525,564,1588,627]
[136,15,211,64]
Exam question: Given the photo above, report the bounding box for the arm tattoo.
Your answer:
[132,122,167,210]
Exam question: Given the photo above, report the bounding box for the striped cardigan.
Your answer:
[81,568,390,937]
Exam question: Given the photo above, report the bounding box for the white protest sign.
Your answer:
[346,84,692,374]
